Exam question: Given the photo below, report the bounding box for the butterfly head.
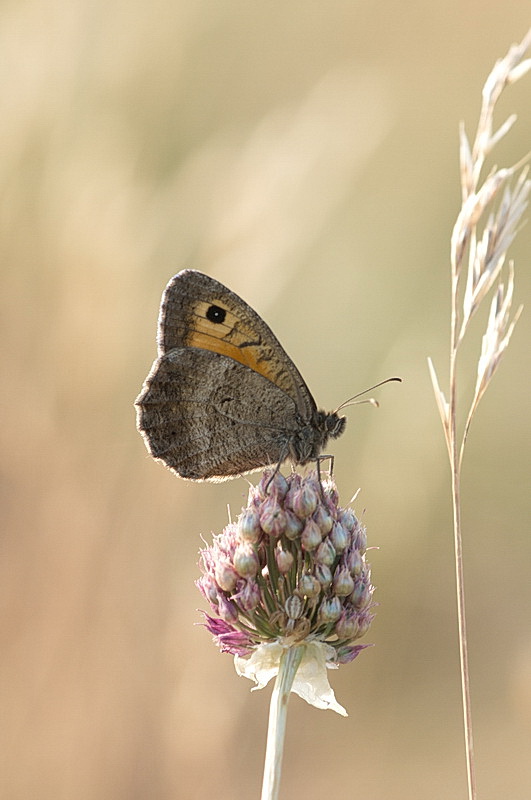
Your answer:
[322,410,346,440]
[314,409,347,453]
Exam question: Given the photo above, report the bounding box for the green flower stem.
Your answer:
[261,644,305,800]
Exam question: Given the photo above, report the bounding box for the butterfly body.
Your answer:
[135,270,345,481]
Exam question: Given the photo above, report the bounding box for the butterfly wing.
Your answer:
[157,270,317,421]
[136,347,302,480]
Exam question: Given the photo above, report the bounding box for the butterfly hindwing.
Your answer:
[137,347,303,480]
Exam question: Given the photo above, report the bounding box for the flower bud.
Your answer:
[314,537,336,567]
[257,470,289,500]
[275,547,294,574]
[357,610,374,637]
[268,471,289,499]
[314,563,333,589]
[235,580,261,612]
[217,524,238,559]
[218,594,239,623]
[354,524,367,554]
[238,508,262,543]
[290,482,319,519]
[349,578,372,609]
[284,474,301,508]
[335,610,360,639]
[313,504,333,535]
[345,548,363,577]
[296,574,321,599]
[285,595,304,620]
[318,596,342,623]
[336,643,370,664]
[339,508,356,531]
[284,509,304,541]
[259,497,286,537]
[323,482,339,507]
[215,561,238,592]
[196,574,220,607]
[314,537,336,566]
[329,521,349,553]
[233,543,260,578]
[301,519,322,551]
[247,484,263,509]
[333,566,355,596]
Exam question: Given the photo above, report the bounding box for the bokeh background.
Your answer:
[2,3,530,799]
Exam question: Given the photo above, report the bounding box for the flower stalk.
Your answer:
[261,644,304,800]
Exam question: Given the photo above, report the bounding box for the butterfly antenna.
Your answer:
[334,377,402,413]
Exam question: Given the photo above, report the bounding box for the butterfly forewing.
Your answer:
[158,271,316,420]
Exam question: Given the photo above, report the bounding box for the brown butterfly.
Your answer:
[135,270,347,481]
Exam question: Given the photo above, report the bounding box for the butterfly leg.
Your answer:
[315,454,335,498]
[264,443,291,493]
[316,454,335,479]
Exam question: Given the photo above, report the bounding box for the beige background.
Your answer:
[1,3,530,799]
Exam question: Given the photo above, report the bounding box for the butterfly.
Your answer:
[135,270,346,481]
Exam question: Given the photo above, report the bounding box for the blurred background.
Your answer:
[1,2,530,798]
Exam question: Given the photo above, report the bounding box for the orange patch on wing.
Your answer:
[186,301,282,387]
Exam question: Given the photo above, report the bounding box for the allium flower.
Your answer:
[196,470,375,716]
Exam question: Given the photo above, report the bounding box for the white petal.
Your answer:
[234,642,285,689]
[291,642,348,716]
[234,640,348,716]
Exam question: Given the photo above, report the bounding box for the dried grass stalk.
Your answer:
[428,29,531,800]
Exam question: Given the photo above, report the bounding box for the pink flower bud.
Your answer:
[357,610,374,637]
[329,521,349,552]
[354,524,367,554]
[301,519,322,551]
[313,504,333,535]
[259,496,286,537]
[296,574,321,599]
[235,580,261,612]
[349,578,372,609]
[233,543,260,578]
[335,610,360,639]
[339,508,356,531]
[275,548,294,574]
[238,508,261,543]
[284,509,304,541]
[218,594,239,624]
[196,574,220,608]
[345,548,363,577]
[314,563,333,589]
[333,566,355,596]
[290,482,319,519]
[314,537,336,565]
[318,596,342,623]
[215,561,238,592]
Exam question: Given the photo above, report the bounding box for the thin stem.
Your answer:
[261,645,304,800]
[449,272,476,800]
[431,30,530,800]
[450,456,477,800]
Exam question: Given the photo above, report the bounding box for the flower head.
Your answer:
[197,470,375,714]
